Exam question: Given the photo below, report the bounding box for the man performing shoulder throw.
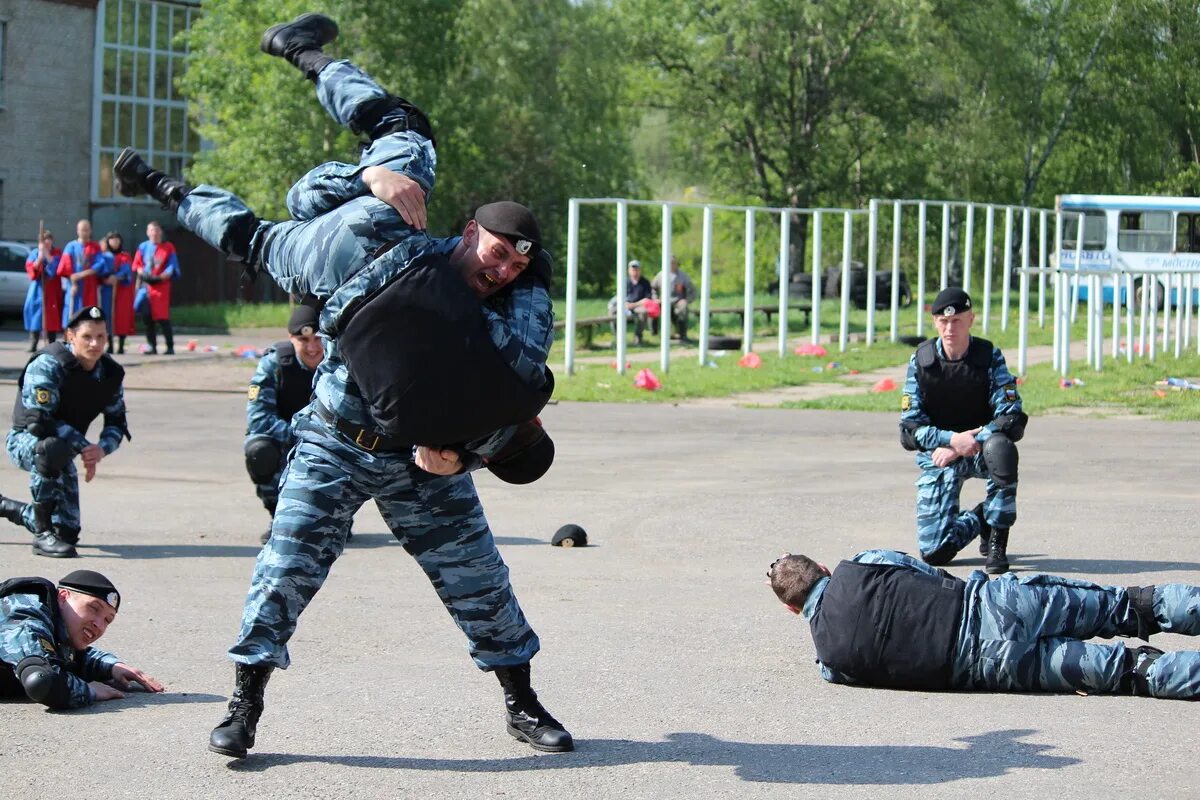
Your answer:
[113,13,567,759]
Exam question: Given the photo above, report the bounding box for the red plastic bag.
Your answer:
[871,378,898,392]
[794,343,828,357]
[738,352,763,368]
[633,368,661,390]
[643,299,662,319]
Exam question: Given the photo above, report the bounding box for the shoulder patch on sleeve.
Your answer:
[901,394,912,411]
[39,637,56,654]
[1004,383,1018,401]
[35,388,50,405]
[247,385,260,402]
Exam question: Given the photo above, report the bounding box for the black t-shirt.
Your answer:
[626,277,653,303]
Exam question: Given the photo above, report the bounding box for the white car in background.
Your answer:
[0,240,34,319]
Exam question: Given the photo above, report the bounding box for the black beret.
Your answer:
[487,421,554,485]
[931,287,972,317]
[475,201,542,257]
[58,569,120,612]
[551,524,587,547]
[67,305,106,328]
[287,304,320,336]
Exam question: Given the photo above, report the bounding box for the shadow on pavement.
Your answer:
[1006,555,1200,575]
[84,691,226,714]
[227,729,1077,784]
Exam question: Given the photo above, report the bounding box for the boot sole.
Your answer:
[506,723,574,753]
[207,743,248,759]
[33,547,77,558]
[112,147,146,197]
[260,13,339,56]
[985,563,1010,574]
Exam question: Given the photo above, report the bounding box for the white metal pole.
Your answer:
[1021,208,1031,322]
[565,198,580,376]
[1001,207,1014,331]
[1038,210,1048,328]
[1094,274,1104,370]
[840,212,852,352]
[1161,273,1172,355]
[743,209,755,355]
[982,206,995,335]
[615,200,628,375]
[699,206,714,366]
[778,211,790,357]
[891,203,902,343]
[660,203,673,372]
[917,202,928,337]
[811,211,823,344]
[1148,274,1158,361]
[1126,272,1134,363]
[1184,272,1193,350]
[1018,261,1029,375]
[963,204,974,295]
[1085,260,1095,368]
[1111,272,1119,361]
[940,203,950,290]
[1052,211,1063,372]
[1059,270,1071,377]
[1138,272,1149,360]
[866,199,879,345]
[1173,273,1183,358]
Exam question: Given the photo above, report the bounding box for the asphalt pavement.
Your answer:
[0,328,1196,798]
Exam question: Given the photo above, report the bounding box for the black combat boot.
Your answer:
[0,494,26,527]
[28,332,39,353]
[31,503,76,558]
[985,527,1010,575]
[260,13,339,81]
[260,503,276,545]
[494,663,574,753]
[973,503,991,557]
[145,318,158,354]
[113,148,192,211]
[209,664,274,758]
[55,525,81,546]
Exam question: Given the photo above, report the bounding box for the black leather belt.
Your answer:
[313,402,410,453]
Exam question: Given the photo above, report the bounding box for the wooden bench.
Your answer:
[553,314,619,347]
[696,301,812,327]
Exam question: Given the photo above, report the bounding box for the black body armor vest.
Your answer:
[808,560,965,690]
[271,341,316,422]
[913,337,993,432]
[12,344,125,438]
[335,253,554,447]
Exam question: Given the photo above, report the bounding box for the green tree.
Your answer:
[179,0,638,292]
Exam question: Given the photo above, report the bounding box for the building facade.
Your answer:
[0,0,271,305]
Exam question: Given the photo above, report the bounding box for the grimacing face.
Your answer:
[58,589,116,650]
[452,221,530,298]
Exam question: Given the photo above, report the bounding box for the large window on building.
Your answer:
[93,0,200,201]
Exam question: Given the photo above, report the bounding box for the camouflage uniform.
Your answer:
[5,350,127,537]
[0,589,117,708]
[900,340,1022,558]
[805,550,1200,699]
[244,348,311,511]
[173,60,550,672]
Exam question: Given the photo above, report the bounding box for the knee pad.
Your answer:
[981,434,1019,487]
[244,437,283,485]
[921,543,957,567]
[1124,644,1165,697]
[350,95,435,145]
[33,438,73,479]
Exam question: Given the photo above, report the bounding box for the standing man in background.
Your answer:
[23,232,63,353]
[133,222,180,355]
[57,220,103,329]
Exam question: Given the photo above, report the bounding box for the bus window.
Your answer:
[1176,213,1200,252]
[1118,210,1173,252]
[1063,211,1106,250]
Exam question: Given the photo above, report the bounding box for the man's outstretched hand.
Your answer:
[363,166,427,231]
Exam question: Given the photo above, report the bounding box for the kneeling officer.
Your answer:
[244,305,324,544]
[0,569,163,708]
[0,306,131,558]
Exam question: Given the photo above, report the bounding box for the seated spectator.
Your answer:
[651,257,698,343]
[607,260,655,345]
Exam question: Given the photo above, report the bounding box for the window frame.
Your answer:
[1117,209,1174,254]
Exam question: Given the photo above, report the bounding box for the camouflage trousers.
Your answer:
[4,429,80,534]
[956,572,1200,699]
[914,450,1016,559]
[228,409,540,671]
